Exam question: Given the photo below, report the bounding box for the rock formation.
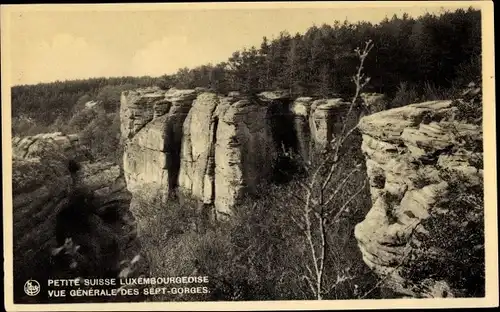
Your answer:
[290,97,314,163]
[178,91,277,217]
[354,99,483,297]
[13,132,84,161]
[123,88,279,218]
[178,92,222,205]
[12,133,144,303]
[121,87,366,216]
[213,95,276,216]
[121,87,197,202]
[309,98,354,150]
[290,97,361,162]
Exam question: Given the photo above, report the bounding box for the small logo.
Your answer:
[24,280,40,296]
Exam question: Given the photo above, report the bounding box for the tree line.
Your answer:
[11,7,481,137]
[161,7,481,97]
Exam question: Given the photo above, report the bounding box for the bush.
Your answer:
[79,111,122,163]
[390,82,420,108]
[452,81,482,125]
[401,171,485,297]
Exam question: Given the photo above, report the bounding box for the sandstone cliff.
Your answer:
[121,87,197,202]
[178,92,221,205]
[177,92,277,216]
[121,87,365,217]
[214,96,276,216]
[354,99,483,297]
[12,133,144,303]
[122,88,279,218]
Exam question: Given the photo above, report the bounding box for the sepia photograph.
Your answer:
[1,1,497,311]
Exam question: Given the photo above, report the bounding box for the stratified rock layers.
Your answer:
[121,87,196,202]
[177,92,277,217]
[121,88,366,214]
[214,98,276,216]
[354,100,483,297]
[178,93,221,205]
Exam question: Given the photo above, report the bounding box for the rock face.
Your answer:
[121,87,197,202]
[178,92,277,217]
[178,93,221,205]
[12,133,144,303]
[291,97,314,163]
[310,98,352,150]
[354,100,483,297]
[289,97,361,162]
[120,87,169,140]
[121,88,368,215]
[214,97,276,216]
[122,89,281,216]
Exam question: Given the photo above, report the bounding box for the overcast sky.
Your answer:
[4,2,480,86]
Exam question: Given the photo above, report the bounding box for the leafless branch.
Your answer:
[325,178,367,222]
[290,215,305,232]
[321,162,338,192]
[302,274,317,297]
[323,165,362,208]
[326,272,358,294]
[292,40,374,300]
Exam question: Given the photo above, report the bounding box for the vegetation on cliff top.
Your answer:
[12,7,481,151]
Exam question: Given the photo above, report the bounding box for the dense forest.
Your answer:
[11,7,481,161]
[160,8,481,97]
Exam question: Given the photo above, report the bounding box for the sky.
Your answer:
[3,2,481,86]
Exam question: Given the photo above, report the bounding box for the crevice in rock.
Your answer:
[293,114,312,165]
[266,99,302,184]
[165,119,182,198]
[196,116,219,231]
[207,116,218,204]
[267,99,299,155]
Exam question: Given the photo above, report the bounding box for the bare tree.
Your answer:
[289,40,374,300]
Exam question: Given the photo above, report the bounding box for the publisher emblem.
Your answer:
[24,280,40,296]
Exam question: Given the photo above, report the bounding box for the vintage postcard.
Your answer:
[1,1,497,311]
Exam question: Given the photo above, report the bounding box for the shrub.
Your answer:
[390,82,421,108]
[79,110,122,163]
[401,171,485,297]
[452,81,482,125]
